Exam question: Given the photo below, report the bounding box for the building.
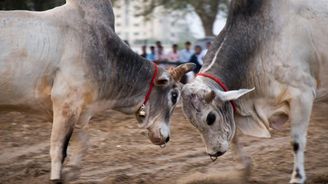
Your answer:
[112,0,193,48]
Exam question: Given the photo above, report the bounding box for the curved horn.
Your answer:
[205,90,216,103]
[169,63,195,82]
[214,88,255,102]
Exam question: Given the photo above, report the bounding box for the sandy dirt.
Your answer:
[0,102,328,184]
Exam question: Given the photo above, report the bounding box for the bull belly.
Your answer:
[0,91,53,113]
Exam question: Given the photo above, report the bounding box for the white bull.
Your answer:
[181,0,328,183]
[0,0,194,182]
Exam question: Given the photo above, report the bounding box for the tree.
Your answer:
[125,0,229,37]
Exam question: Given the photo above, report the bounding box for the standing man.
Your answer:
[147,46,156,62]
[155,41,162,49]
[179,41,194,83]
[155,45,166,63]
[189,45,203,74]
[155,41,163,56]
[179,41,193,63]
[167,44,180,62]
[140,45,147,58]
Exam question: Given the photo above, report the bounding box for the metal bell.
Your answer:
[138,104,146,117]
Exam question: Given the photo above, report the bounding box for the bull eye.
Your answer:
[171,91,178,105]
[206,112,216,126]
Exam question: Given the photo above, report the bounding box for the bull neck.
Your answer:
[100,37,156,112]
[198,72,226,91]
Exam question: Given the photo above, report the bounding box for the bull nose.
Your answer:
[165,136,170,143]
[209,151,226,157]
[149,137,165,145]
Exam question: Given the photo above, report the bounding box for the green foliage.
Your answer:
[0,0,65,11]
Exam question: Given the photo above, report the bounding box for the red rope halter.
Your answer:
[197,73,237,112]
[143,63,158,105]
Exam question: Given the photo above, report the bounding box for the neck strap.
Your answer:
[197,73,237,112]
[143,63,158,105]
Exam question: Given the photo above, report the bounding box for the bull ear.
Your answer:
[214,88,255,102]
[169,63,195,81]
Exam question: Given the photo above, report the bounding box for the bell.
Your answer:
[138,104,146,117]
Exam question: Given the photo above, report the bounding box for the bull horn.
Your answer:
[205,90,216,103]
[169,63,195,82]
[214,88,255,102]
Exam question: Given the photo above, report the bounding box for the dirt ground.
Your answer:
[0,102,328,184]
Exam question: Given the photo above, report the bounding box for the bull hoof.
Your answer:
[51,179,63,184]
[290,169,306,184]
[289,177,305,184]
[63,166,81,182]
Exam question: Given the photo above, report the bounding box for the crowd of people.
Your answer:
[139,41,212,83]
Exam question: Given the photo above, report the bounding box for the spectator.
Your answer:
[155,41,162,54]
[155,45,166,62]
[140,45,147,58]
[179,41,193,63]
[201,41,212,60]
[155,41,162,50]
[179,41,194,84]
[166,44,180,62]
[189,45,203,74]
[147,46,156,62]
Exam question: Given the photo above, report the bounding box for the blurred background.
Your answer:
[1,2,328,184]
[0,0,228,53]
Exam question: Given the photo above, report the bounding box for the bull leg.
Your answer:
[232,135,251,170]
[232,135,252,169]
[70,122,90,167]
[62,120,90,182]
[70,112,92,169]
[289,90,314,184]
[50,103,80,182]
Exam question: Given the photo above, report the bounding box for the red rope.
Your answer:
[143,63,158,105]
[197,73,237,112]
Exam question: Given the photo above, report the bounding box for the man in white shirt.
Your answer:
[179,41,194,83]
[179,41,194,63]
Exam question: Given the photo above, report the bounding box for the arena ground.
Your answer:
[1,102,328,184]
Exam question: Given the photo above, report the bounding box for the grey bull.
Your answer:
[182,0,328,183]
[0,0,194,181]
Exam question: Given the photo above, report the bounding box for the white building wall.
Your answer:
[112,0,191,47]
